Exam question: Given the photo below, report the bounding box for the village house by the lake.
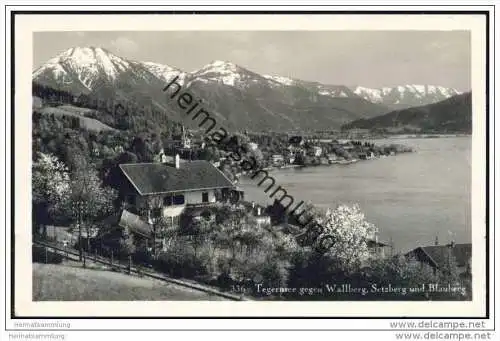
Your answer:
[118,155,242,227]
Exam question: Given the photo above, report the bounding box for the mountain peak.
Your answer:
[33,45,131,91]
[55,46,114,60]
[190,60,255,86]
[194,60,241,74]
[210,59,234,66]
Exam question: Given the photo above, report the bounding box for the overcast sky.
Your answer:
[33,31,471,91]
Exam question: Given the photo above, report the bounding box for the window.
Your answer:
[202,192,209,203]
[173,194,185,205]
[163,194,185,206]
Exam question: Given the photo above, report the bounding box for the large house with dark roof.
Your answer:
[118,155,239,229]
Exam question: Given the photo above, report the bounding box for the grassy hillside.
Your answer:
[33,262,226,301]
[342,92,472,134]
[37,104,116,132]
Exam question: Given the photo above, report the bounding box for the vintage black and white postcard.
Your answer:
[6,9,493,327]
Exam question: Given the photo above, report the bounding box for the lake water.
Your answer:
[239,137,472,253]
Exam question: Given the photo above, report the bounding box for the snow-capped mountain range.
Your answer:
[33,46,462,109]
[353,85,462,109]
[32,47,465,130]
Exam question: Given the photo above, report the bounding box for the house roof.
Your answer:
[407,243,472,268]
[119,160,235,195]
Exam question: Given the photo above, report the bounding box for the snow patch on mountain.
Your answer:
[33,62,67,79]
[318,89,348,97]
[194,60,239,74]
[62,47,129,81]
[190,60,243,86]
[354,86,384,103]
[140,61,186,85]
[33,47,135,90]
[263,74,295,86]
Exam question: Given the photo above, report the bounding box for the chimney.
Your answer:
[435,235,439,246]
[175,154,180,169]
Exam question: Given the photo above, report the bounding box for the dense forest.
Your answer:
[33,81,180,132]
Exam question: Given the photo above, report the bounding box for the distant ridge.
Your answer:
[342,92,472,134]
[352,85,463,110]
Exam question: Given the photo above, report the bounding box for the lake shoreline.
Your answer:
[240,151,409,175]
[239,137,471,253]
[371,133,472,139]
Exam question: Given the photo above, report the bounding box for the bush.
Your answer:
[154,242,209,278]
[259,258,289,288]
